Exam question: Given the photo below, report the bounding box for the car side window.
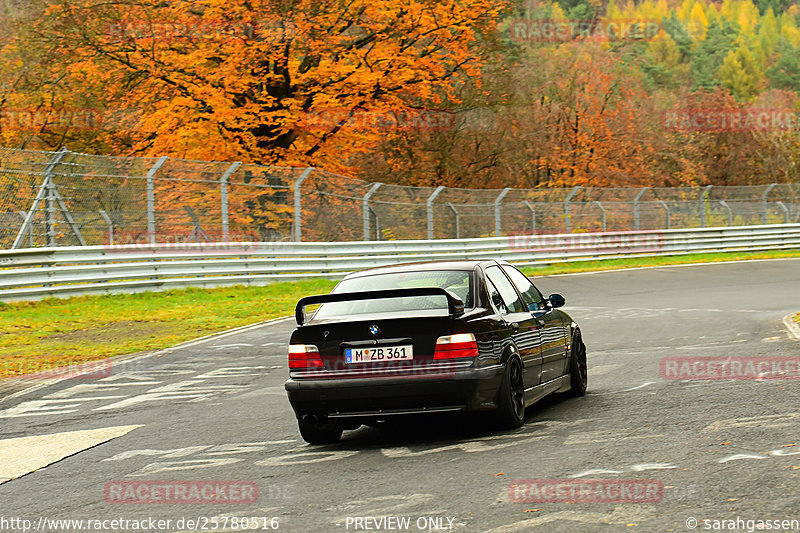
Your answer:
[486,278,509,314]
[485,266,526,313]
[501,265,546,311]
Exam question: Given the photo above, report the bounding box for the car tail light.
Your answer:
[289,344,324,370]
[434,333,479,360]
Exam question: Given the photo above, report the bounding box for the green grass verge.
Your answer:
[0,279,336,378]
[2,248,800,378]
[518,249,800,276]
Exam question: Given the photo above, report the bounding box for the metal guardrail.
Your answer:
[1,224,799,301]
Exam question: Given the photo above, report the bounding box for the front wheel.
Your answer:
[297,417,343,445]
[568,329,588,396]
[496,356,525,429]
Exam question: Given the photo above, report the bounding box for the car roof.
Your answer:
[342,259,501,279]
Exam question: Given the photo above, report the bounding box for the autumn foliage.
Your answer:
[1,0,502,172]
[2,0,800,189]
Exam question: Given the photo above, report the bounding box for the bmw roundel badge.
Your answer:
[369,325,380,336]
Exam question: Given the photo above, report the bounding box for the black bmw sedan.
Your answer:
[285,260,587,444]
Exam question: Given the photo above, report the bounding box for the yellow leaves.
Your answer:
[688,2,709,40]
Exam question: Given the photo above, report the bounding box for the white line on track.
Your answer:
[0,425,141,484]
[782,313,800,340]
[212,343,254,349]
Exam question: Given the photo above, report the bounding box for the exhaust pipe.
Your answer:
[302,414,320,425]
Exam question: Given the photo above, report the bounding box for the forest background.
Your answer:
[2,0,800,190]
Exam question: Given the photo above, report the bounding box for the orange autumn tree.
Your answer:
[33,0,505,169]
[528,43,659,188]
[17,0,506,239]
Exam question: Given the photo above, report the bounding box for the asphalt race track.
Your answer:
[1,259,799,533]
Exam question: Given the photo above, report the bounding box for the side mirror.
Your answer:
[548,293,565,308]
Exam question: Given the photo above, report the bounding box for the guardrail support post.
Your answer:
[293,168,314,242]
[220,162,241,242]
[523,201,536,235]
[762,183,777,225]
[564,186,581,233]
[495,187,511,237]
[595,201,607,232]
[99,210,114,244]
[146,156,169,244]
[634,187,650,231]
[45,176,55,247]
[700,185,713,228]
[657,200,670,230]
[776,201,790,223]
[719,200,733,227]
[363,183,383,241]
[13,147,70,249]
[427,186,446,240]
[447,203,460,239]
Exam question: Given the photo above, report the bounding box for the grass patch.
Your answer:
[518,249,800,277]
[2,248,799,378]
[0,279,336,378]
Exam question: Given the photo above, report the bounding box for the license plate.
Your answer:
[345,345,414,363]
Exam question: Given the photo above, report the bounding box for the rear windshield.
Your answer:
[310,270,473,321]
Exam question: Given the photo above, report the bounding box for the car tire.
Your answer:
[496,356,525,429]
[568,329,588,397]
[297,418,343,445]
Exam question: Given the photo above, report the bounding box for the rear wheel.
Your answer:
[496,356,525,429]
[297,417,343,445]
[568,329,588,396]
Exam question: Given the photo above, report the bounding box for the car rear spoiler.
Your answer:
[295,288,465,326]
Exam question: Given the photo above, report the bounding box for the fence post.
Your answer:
[700,185,713,228]
[146,156,169,244]
[99,210,114,244]
[15,212,33,247]
[219,162,241,242]
[564,186,581,233]
[719,200,733,227]
[447,203,460,239]
[494,187,511,237]
[13,147,70,249]
[762,183,777,225]
[595,201,607,232]
[427,186,446,240]
[368,206,380,240]
[634,187,649,231]
[657,200,671,230]
[293,168,314,242]
[776,201,790,224]
[45,175,55,247]
[523,201,536,235]
[363,183,383,241]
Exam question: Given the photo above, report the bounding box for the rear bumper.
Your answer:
[284,364,504,419]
